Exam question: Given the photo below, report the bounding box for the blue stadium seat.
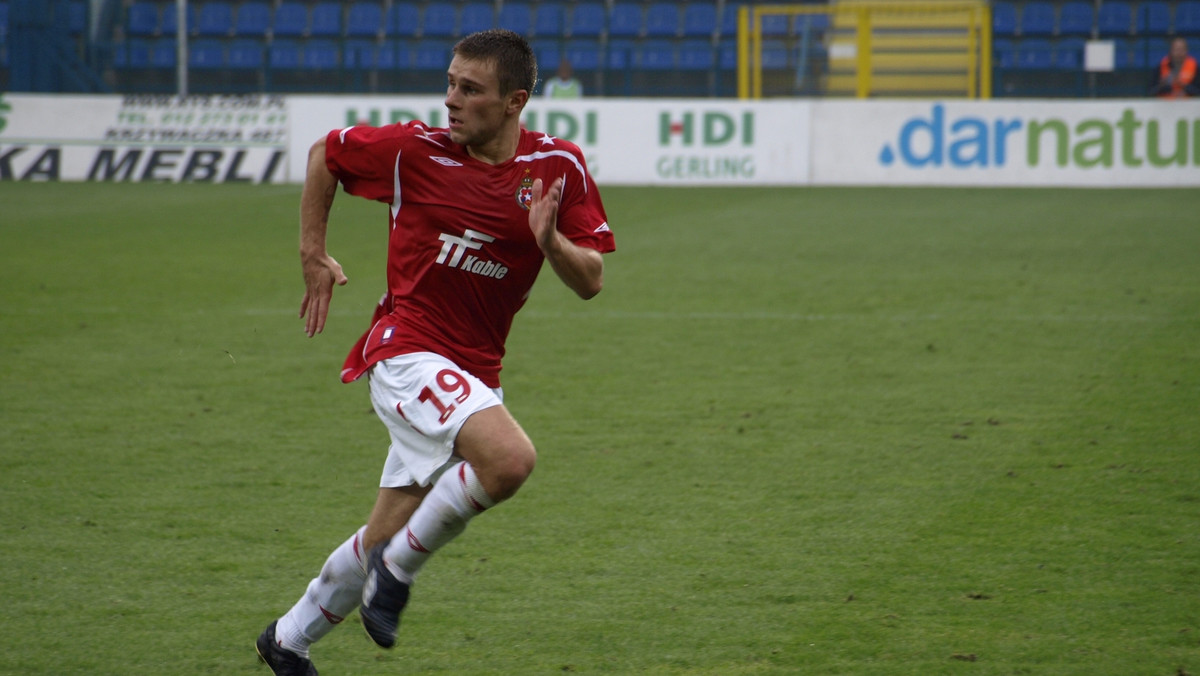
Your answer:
[530,38,560,70]
[1142,37,1169,65]
[67,0,86,35]
[227,39,263,68]
[160,2,198,35]
[795,13,829,36]
[382,40,409,68]
[309,3,342,37]
[678,39,715,70]
[1137,1,1170,34]
[993,39,1017,68]
[720,3,745,36]
[569,3,605,38]
[272,2,308,38]
[304,40,340,69]
[681,3,717,37]
[388,2,420,37]
[123,39,159,67]
[1019,1,1056,36]
[422,2,457,37]
[343,38,375,68]
[1057,1,1093,36]
[234,1,270,36]
[1016,38,1053,68]
[413,39,452,68]
[608,3,643,38]
[1055,37,1085,68]
[127,1,159,36]
[564,39,602,70]
[760,12,790,37]
[1113,38,1144,69]
[644,3,680,37]
[269,40,303,68]
[497,2,533,35]
[196,1,234,36]
[1096,1,1133,36]
[760,38,789,68]
[992,1,1017,36]
[189,39,224,68]
[459,3,494,34]
[1177,0,1200,33]
[606,38,634,69]
[346,2,383,37]
[534,2,565,36]
[634,39,675,69]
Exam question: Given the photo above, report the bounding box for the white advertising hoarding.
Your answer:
[0,93,288,183]
[811,99,1200,187]
[287,96,812,187]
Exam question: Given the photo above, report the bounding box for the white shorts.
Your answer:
[368,352,504,488]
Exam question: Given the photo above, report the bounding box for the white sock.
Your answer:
[382,461,495,584]
[275,526,368,657]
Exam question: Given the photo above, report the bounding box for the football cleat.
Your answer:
[360,545,411,649]
[256,620,318,676]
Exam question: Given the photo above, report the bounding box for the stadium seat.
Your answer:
[422,2,457,37]
[681,3,717,37]
[196,1,234,36]
[346,2,383,37]
[160,2,198,35]
[606,38,634,69]
[533,2,565,36]
[343,38,375,68]
[233,1,270,36]
[189,39,225,67]
[795,13,829,36]
[760,39,789,68]
[309,3,343,37]
[992,1,1017,36]
[564,39,602,70]
[1055,37,1085,68]
[760,12,790,37]
[227,39,264,68]
[497,2,533,35]
[413,39,452,68]
[1137,1,1170,34]
[1096,1,1133,36]
[272,2,308,38]
[1015,38,1053,68]
[67,0,86,35]
[1113,38,1144,69]
[678,39,715,70]
[720,3,745,37]
[1057,2,1094,36]
[568,3,605,38]
[1177,0,1200,34]
[608,3,643,38]
[127,1,159,36]
[1019,1,1056,36]
[269,40,303,68]
[304,40,340,69]
[718,39,737,70]
[993,39,1017,68]
[459,3,495,35]
[644,3,680,38]
[634,39,675,69]
[388,2,420,37]
[530,38,560,70]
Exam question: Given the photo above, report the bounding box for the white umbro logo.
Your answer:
[430,156,463,167]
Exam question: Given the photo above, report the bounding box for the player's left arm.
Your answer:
[528,176,604,300]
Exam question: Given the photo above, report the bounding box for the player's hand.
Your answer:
[528,177,563,253]
[299,253,348,337]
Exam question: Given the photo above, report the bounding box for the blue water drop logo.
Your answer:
[879,144,895,166]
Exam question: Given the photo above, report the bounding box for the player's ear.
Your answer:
[506,89,529,115]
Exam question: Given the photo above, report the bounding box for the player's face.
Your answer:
[444,56,511,148]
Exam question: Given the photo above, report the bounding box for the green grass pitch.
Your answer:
[1,182,1198,675]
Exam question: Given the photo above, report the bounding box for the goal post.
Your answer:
[737,1,992,99]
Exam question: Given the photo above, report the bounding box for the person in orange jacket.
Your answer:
[1152,37,1198,98]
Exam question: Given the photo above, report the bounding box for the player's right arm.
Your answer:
[299,136,348,337]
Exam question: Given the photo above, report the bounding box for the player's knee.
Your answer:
[485,442,536,502]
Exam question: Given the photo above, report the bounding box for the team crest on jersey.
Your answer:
[516,171,534,211]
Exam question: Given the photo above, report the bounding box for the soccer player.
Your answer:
[255,29,615,675]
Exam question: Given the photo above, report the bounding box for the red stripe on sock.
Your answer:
[459,463,487,512]
[319,605,345,625]
[406,528,431,553]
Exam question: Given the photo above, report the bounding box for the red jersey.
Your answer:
[326,121,615,388]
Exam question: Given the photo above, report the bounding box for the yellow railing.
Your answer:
[738,1,992,99]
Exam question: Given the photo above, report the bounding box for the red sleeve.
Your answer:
[324,124,409,203]
[556,146,616,255]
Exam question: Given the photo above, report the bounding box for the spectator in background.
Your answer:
[544,59,583,98]
[1151,37,1198,98]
